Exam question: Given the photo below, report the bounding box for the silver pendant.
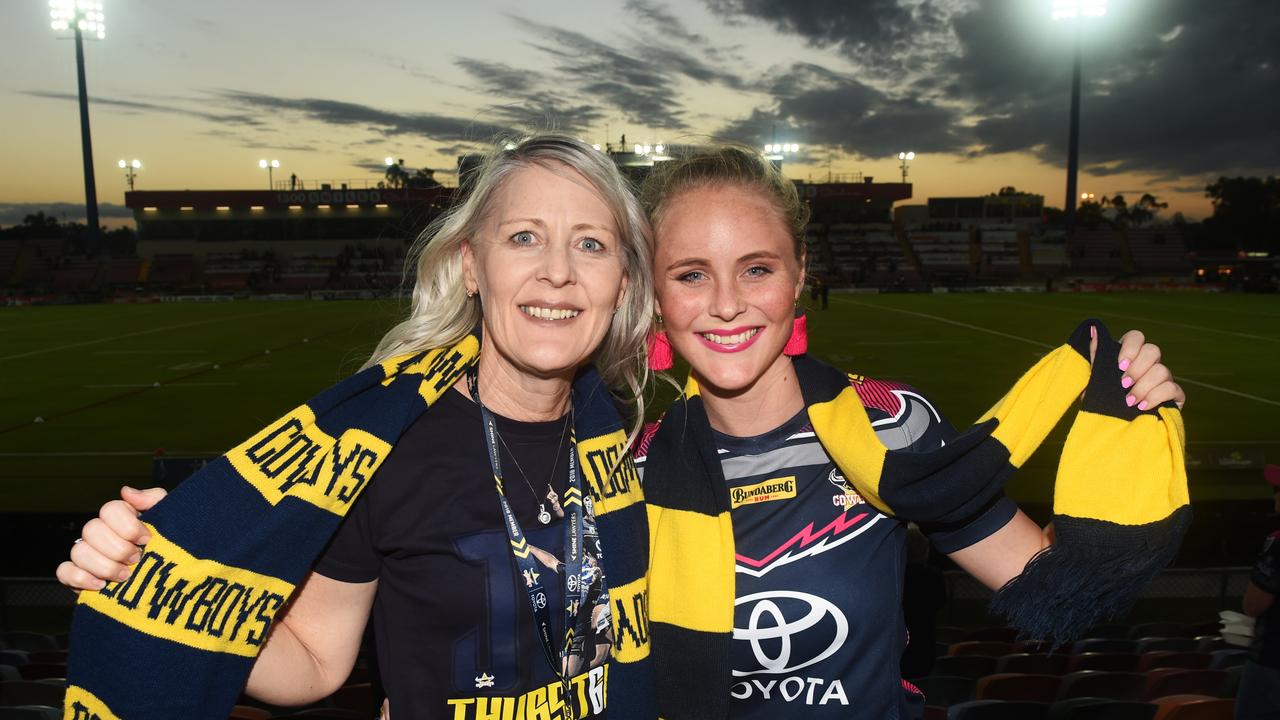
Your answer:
[538,504,552,525]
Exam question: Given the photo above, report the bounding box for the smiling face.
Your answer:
[461,162,628,382]
[654,183,805,396]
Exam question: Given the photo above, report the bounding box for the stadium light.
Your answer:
[384,156,394,166]
[117,158,140,191]
[258,158,279,189]
[48,0,106,255]
[898,151,916,184]
[764,143,800,160]
[1053,0,1108,237]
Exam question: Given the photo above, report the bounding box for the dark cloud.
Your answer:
[705,0,1280,179]
[715,64,969,159]
[0,202,132,226]
[214,90,514,144]
[20,91,263,127]
[624,0,709,45]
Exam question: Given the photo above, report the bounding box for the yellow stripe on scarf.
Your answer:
[64,685,123,720]
[78,523,295,657]
[977,343,1092,468]
[646,504,735,633]
[1055,406,1189,525]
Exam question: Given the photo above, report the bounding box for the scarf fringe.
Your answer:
[990,505,1192,645]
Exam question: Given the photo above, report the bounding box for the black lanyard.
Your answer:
[468,367,587,715]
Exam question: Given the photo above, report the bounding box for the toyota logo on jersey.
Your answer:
[732,590,849,676]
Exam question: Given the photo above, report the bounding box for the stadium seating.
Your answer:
[0,707,61,720]
[949,641,1015,657]
[1136,638,1198,653]
[933,655,999,679]
[913,674,975,706]
[1140,669,1228,701]
[976,673,1062,702]
[1125,230,1189,273]
[961,627,1020,643]
[977,228,1023,276]
[948,699,1050,719]
[910,229,972,277]
[1137,652,1211,671]
[1067,653,1142,673]
[1046,698,1157,719]
[1057,670,1146,701]
[1129,623,1187,640]
[995,653,1069,675]
[1068,231,1128,273]
[1072,639,1139,655]
[1030,234,1069,274]
[1150,695,1233,720]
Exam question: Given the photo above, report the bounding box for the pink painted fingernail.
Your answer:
[1125,394,1136,407]
[1118,358,1130,372]
[1138,400,1149,411]
[1121,376,1134,389]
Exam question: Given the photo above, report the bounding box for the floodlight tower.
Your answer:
[118,159,140,191]
[898,151,915,183]
[258,159,280,189]
[49,0,106,253]
[1052,0,1108,236]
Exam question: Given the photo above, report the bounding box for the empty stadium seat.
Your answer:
[937,626,967,644]
[976,673,1061,702]
[23,653,65,665]
[1141,669,1228,701]
[0,635,53,653]
[0,708,61,720]
[1151,695,1233,720]
[1057,670,1146,701]
[961,627,1020,643]
[924,707,947,720]
[1137,652,1210,672]
[950,641,1014,657]
[1073,639,1139,655]
[1067,653,1141,673]
[996,653,1069,675]
[933,655,999,679]
[1129,623,1185,640]
[1047,698,1158,720]
[913,675,975,707]
[0,680,65,708]
[1207,650,1246,669]
[0,666,18,682]
[947,700,1050,719]
[0,654,25,669]
[14,664,64,682]
[1135,638,1197,654]
[1086,625,1133,639]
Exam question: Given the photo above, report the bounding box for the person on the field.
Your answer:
[56,134,654,720]
[633,146,1188,719]
[1235,464,1280,720]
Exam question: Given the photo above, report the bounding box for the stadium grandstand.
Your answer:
[0,147,1241,305]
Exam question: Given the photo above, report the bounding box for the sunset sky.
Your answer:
[1,0,1275,226]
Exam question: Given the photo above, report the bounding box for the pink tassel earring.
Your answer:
[647,330,674,370]
[647,314,674,370]
[783,309,808,356]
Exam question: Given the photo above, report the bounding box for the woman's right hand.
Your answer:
[55,486,168,591]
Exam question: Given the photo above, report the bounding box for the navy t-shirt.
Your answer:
[315,388,609,720]
[636,376,1016,719]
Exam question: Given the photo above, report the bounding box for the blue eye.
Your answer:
[511,231,535,245]
[745,265,773,277]
[581,237,604,252]
[678,270,705,283]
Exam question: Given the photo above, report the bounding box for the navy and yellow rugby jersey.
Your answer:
[1249,529,1280,668]
[635,377,1016,719]
[317,389,610,720]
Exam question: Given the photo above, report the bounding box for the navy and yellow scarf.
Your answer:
[641,320,1190,719]
[63,333,655,720]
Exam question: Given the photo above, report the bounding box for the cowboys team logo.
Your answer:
[828,469,865,508]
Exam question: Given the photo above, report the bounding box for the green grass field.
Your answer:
[2,293,1277,512]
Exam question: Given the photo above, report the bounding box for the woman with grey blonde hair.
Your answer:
[57,134,655,720]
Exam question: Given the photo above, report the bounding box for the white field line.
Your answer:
[80,382,237,388]
[981,296,1280,344]
[0,309,288,362]
[842,298,1280,408]
[1091,294,1280,320]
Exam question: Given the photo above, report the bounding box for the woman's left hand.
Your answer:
[1115,329,1186,411]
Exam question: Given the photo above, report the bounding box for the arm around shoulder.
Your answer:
[244,572,377,706]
